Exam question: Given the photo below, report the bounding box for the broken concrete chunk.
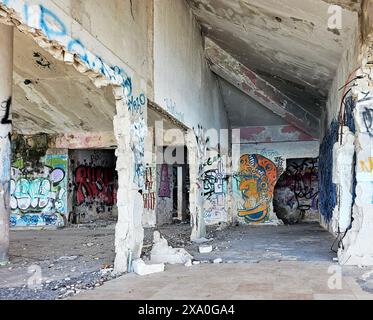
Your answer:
[213,258,223,264]
[150,231,193,265]
[199,245,213,253]
[132,259,165,276]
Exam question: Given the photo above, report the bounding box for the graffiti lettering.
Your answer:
[74,165,117,206]
[275,159,319,214]
[359,157,373,173]
[1,97,12,125]
[362,108,373,136]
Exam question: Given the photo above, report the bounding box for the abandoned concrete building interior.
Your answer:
[0,0,372,301]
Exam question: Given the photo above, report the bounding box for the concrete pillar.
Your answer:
[0,24,13,265]
[112,87,146,274]
[186,130,206,241]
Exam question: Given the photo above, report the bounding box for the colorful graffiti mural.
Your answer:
[233,154,278,223]
[10,154,68,228]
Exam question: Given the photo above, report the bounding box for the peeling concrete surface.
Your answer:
[187,0,359,114]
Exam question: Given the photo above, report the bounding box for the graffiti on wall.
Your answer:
[359,157,373,173]
[362,107,373,137]
[319,120,338,222]
[158,164,171,198]
[131,117,147,188]
[0,0,132,96]
[202,156,228,225]
[143,166,156,210]
[233,154,278,223]
[10,155,68,228]
[275,159,319,215]
[74,165,117,207]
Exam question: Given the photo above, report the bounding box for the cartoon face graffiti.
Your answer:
[236,154,278,223]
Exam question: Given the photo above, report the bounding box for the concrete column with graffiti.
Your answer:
[338,46,373,266]
[0,23,13,264]
[113,86,147,274]
[187,127,207,241]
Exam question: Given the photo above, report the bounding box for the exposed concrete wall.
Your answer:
[153,0,228,131]
[323,15,360,132]
[51,0,149,83]
[338,44,373,265]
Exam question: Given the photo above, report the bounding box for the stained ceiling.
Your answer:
[13,29,116,135]
[186,0,360,126]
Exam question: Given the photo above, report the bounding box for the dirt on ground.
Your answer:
[1,221,372,300]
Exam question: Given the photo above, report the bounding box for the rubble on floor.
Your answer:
[150,231,193,266]
[133,259,165,276]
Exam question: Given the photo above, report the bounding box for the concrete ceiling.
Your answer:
[187,0,360,121]
[218,77,287,128]
[13,29,116,135]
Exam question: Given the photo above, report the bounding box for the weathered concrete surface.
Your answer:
[238,125,315,143]
[13,30,116,135]
[361,0,373,43]
[0,23,13,264]
[154,0,229,131]
[71,261,373,300]
[0,222,117,299]
[205,38,321,138]
[187,0,359,116]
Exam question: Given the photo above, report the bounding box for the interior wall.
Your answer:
[69,149,118,224]
[274,158,320,224]
[153,0,229,131]
[232,141,319,225]
[10,134,68,228]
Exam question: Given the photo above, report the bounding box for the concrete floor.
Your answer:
[71,262,373,300]
[1,221,373,300]
[72,222,373,300]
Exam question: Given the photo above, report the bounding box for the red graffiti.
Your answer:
[75,166,117,206]
[143,167,156,210]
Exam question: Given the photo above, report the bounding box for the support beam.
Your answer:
[0,23,13,265]
[204,38,320,139]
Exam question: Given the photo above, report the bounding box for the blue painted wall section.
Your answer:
[319,120,338,222]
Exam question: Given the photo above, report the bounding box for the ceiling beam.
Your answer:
[204,38,320,139]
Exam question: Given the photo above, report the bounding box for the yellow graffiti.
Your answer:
[360,157,373,172]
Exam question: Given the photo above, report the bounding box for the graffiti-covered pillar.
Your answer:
[338,46,373,266]
[113,86,147,274]
[187,127,207,241]
[0,23,13,264]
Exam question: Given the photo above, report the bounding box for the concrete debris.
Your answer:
[193,237,214,244]
[132,259,165,276]
[150,231,193,266]
[213,258,223,264]
[199,245,213,253]
[55,256,78,262]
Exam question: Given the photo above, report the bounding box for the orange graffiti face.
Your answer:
[237,154,278,223]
